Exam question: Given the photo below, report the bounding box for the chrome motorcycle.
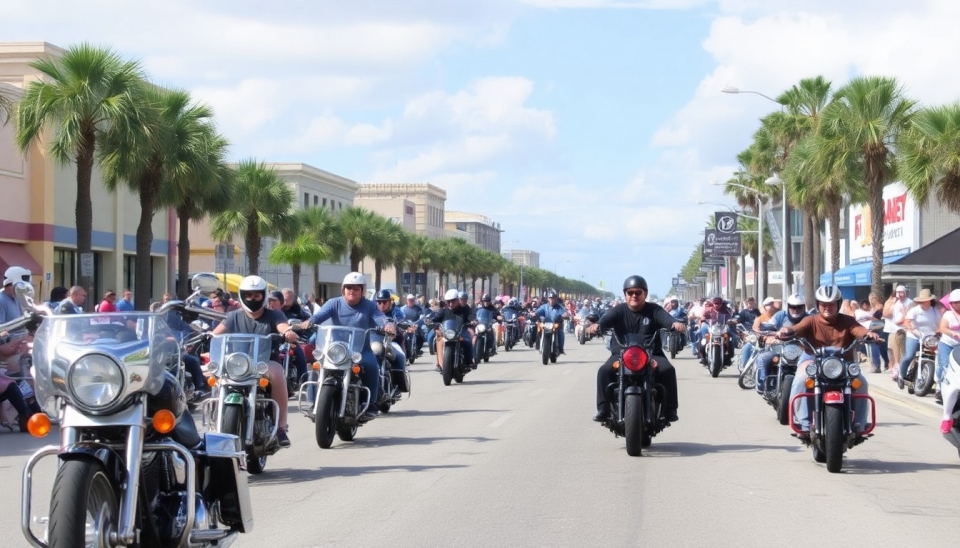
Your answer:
[21,283,252,547]
[899,333,939,397]
[370,323,412,413]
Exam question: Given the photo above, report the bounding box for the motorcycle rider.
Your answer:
[307,273,396,421]
[754,293,808,391]
[429,288,477,369]
[697,296,736,364]
[374,290,409,393]
[536,291,569,354]
[588,275,686,423]
[401,293,426,356]
[741,297,777,371]
[475,294,500,357]
[501,298,523,346]
[210,276,300,447]
[780,285,880,438]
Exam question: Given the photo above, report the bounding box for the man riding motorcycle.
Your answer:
[307,272,396,421]
[400,293,426,356]
[697,296,737,365]
[754,293,809,390]
[740,297,777,372]
[781,285,880,438]
[475,294,500,357]
[588,276,687,423]
[536,291,569,354]
[210,275,300,447]
[374,290,410,393]
[430,289,477,369]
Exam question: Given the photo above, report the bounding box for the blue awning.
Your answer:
[820,255,901,287]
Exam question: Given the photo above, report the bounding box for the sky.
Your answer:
[6,0,960,296]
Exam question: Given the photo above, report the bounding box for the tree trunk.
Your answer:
[812,214,822,284]
[176,208,192,300]
[784,206,794,291]
[245,221,261,275]
[374,259,383,291]
[739,252,747,303]
[750,248,759,302]
[350,248,362,272]
[762,252,770,300]
[134,172,160,310]
[866,154,887,300]
[421,267,430,298]
[292,263,301,296]
[75,131,96,309]
[827,206,841,282]
[803,212,815,305]
[313,263,320,299]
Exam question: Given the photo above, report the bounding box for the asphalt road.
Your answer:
[3,335,960,547]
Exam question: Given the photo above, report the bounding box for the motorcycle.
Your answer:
[664,318,687,359]
[501,308,520,351]
[539,317,562,365]
[201,332,281,474]
[160,280,226,407]
[370,323,412,413]
[20,279,253,547]
[303,325,381,448]
[899,334,939,397]
[940,345,960,457]
[522,313,538,348]
[431,317,475,386]
[736,332,762,391]
[402,319,421,364]
[700,319,736,378]
[576,310,600,345]
[475,308,497,363]
[785,322,882,473]
[599,329,673,456]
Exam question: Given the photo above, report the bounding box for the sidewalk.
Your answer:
[865,366,941,415]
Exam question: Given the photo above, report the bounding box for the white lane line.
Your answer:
[530,388,546,397]
[487,413,513,428]
[562,368,573,376]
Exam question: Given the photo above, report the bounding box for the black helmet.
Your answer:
[375,289,392,302]
[481,294,491,302]
[546,291,558,299]
[623,275,648,292]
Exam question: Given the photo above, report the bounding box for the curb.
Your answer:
[865,368,941,416]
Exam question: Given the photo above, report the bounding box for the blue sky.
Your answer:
[6,0,960,296]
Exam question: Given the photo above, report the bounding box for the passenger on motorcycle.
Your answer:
[430,289,478,369]
[740,297,777,371]
[588,276,686,423]
[211,276,300,447]
[375,290,409,392]
[307,273,396,421]
[754,294,808,390]
[536,291,569,354]
[781,285,880,437]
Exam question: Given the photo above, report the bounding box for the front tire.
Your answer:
[624,395,645,457]
[738,362,756,390]
[48,460,118,548]
[915,359,935,397]
[541,334,551,365]
[709,346,722,378]
[824,404,844,473]
[315,384,338,449]
[442,348,455,386]
[579,328,586,345]
[777,375,793,425]
[222,404,265,474]
[669,336,677,360]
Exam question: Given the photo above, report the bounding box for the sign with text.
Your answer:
[848,182,916,264]
[709,213,743,257]
[79,253,94,277]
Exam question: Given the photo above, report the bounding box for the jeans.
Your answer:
[556,329,565,352]
[359,349,380,404]
[863,342,881,370]
[790,351,870,430]
[755,350,776,393]
[937,341,957,382]
[293,346,308,383]
[740,343,755,371]
[898,337,922,380]
[182,354,206,391]
[875,331,890,369]
[389,341,408,392]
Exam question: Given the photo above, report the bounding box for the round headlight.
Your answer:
[326,342,349,365]
[312,349,323,361]
[847,363,861,377]
[256,362,270,375]
[710,325,723,336]
[782,345,803,362]
[225,353,251,378]
[923,336,939,350]
[206,361,219,373]
[476,324,487,334]
[370,340,384,356]
[351,352,362,364]
[821,357,844,379]
[69,354,124,409]
[443,329,457,341]
[746,334,758,345]
[805,363,818,377]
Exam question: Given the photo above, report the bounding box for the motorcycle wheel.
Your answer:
[915,359,935,397]
[738,362,756,390]
[48,460,119,548]
[624,395,645,457]
[222,405,266,474]
[541,335,550,365]
[337,422,358,442]
[777,375,793,425]
[442,349,455,386]
[579,329,586,345]
[315,385,338,449]
[812,445,827,463]
[709,347,722,378]
[824,404,844,473]
[670,339,677,360]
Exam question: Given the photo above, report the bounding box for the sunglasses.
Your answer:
[625,290,644,297]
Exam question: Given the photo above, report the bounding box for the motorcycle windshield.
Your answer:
[208,333,273,374]
[476,308,495,325]
[32,313,176,411]
[501,309,518,321]
[442,317,465,333]
[315,325,367,356]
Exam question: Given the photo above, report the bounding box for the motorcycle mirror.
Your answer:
[288,319,302,327]
[13,281,37,311]
[868,319,885,332]
[191,272,221,294]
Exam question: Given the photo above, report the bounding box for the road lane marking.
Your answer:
[487,413,513,428]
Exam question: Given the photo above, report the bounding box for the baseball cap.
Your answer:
[268,290,283,302]
[762,297,776,306]
[896,285,907,293]
[406,294,415,300]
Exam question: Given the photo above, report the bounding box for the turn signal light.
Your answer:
[772,356,780,364]
[312,362,321,370]
[805,378,815,389]
[352,365,361,375]
[612,360,620,370]
[851,378,862,390]
[27,413,51,438]
[207,376,217,387]
[258,378,270,388]
[152,409,176,434]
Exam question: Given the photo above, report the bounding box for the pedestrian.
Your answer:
[936,289,960,401]
[46,286,68,310]
[116,289,135,311]
[56,286,87,315]
[868,293,891,372]
[97,290,118,313]
[854,299,881,372]
[883,285,913,380]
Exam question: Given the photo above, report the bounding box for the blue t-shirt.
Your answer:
[536,303,567,323]
[770,309,807,330]
[309,297,390,330]
[116,299,135,312]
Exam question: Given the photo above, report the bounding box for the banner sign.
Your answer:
[709,213,743,257]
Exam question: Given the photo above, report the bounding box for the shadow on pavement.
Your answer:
[249,464,469,485]
[836,458,960,475]
[349,435,496,448]
[648,441,804,457]
[386,409,506,418]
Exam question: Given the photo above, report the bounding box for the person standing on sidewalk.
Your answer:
[116,289,135,311]
[884,285,913,380]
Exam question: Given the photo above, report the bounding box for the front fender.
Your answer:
[224,392,245,405]
[59,442,126,485]
[624,385,643,396]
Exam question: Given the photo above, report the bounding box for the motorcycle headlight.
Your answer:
[821,357,844,379]
[225,353,252,378]
[805,363,817,377]
[782,345,802,362]
[923,336,939,350]
[543,323,554,333]
[326,342,349,365]
[443,329,457,341]
[69,354,124,409]
[710,325,723,337]
[476,324,487,334]
[746,334,758,345]
[847,363,861,377]
[370,340,384,356]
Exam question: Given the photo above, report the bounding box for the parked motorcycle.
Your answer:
[20,279,253,547]
[599,329,673,456]
[370,322,412,413]
[899,334,939,397]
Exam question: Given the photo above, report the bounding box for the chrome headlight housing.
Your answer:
[476,324,487,334]
[326,342,350,366]
[710,325,723,337]
[782,344,803,362]
[805,363,817,377]
[224,352,252,379]
[821,357,844,379]
[69,354,124,410]
[443,329,458,341]
[847,363,861,377]
[542,323,554,333]
[746,333,758,345]
[922,335,939,350]
[370,340,384,356]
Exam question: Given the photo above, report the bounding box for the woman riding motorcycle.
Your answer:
[753,293,809,390]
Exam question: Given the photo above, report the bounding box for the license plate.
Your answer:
[17,380,34,399]
[823,391,844,405]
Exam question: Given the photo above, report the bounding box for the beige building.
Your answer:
[0,42,172,304]
[444,211,503,254]
[503,249,540,269]
[188,162,358,301]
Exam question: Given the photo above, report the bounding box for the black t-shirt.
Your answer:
[597,302,677,356]
[222,309,287,336]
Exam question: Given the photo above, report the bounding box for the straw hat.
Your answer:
[914,288,936,302]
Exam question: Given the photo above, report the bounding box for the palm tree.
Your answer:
[899,103,960,213]
[0,86,13,125]
[211,160,295,275]
[815,76,916,298]
[269,233,330,296]
[297,206,346,297]
[15,44,146,298]
[338,206,387,272]
[404,234,430,297]
[369,218,406,291]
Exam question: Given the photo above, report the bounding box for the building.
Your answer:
[502,249,540,269]
[0,42,173,303]
[444,211,503,254]
[188,162,358,301]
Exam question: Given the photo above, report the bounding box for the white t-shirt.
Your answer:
[905,305,940,340]
[854,308,873,329]
[884,298,914,333]
[941,310,960,347]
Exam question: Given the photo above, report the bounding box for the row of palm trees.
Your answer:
[717,75,960,303]
[1,43,601,308]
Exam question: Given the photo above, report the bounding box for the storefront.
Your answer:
[881,226,960,298]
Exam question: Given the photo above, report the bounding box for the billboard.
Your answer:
[848,182,916,264]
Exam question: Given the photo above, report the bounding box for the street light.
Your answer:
[553,259,570,275]
[713,181,765,303]
[765,173,789,299]
[721,86,780,105]
[696,201,759,221]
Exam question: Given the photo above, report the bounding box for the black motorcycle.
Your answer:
[430,317,476,386]
[600,329,673,456]
[501,308,521,351]
[539,316,563,365]
[475,308,498,363]
[371,321,413,413]
[523,313,539,348]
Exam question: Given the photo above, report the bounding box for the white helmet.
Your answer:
[238,275,268,313]
[3,266,31,287]
[785,293,806,307]
[443,289,459,301]
[814,285,842,304]
[342,272,366,287]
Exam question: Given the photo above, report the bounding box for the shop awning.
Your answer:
[0,242,43,279]
[820,255,901,287]
[882,226,960,279]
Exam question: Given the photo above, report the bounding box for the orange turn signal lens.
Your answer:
[851,378,862,390]
[612,360,620,370]
[352,365,361,375]
[805,378,815,389]
[258,378,270,388]
[152,409,176,434]
[312,362,321,370]
[772,357,780,364]
[27,413,51,438]
[207,376,217,387]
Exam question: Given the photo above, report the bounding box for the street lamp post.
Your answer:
[765,174,789,299]
[553,259,570,275]
[714,182,765,303]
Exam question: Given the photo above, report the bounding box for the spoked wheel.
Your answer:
[315,385,338,449]
[48,460,119,548]
[738,362,756,390]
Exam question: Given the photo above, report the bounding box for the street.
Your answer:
[3,336,960,547]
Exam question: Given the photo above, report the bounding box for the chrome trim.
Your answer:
[21,445,60,548]
[116,424,145,545]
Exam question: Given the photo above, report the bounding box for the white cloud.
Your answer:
[521,0,706,8]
